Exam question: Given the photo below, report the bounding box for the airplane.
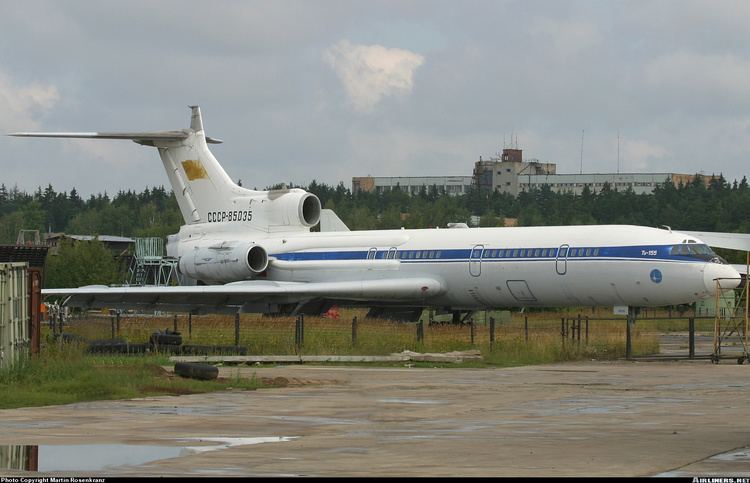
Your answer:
[10,106,744,320]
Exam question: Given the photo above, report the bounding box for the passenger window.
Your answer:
[585,248,592,257]
[498,249,504,257]
[534,249,541,257]
[415,251,422,259]
[570,248,577,257]
[520,249,526,257]
[436,251,442,258]
[593,248,599,256]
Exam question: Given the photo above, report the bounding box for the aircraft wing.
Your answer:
[679,231,750,252]
[43,278,444,313]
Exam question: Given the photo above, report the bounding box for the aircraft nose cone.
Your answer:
[703,263,742,293]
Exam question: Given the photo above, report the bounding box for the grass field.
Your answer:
[0,344,261,409]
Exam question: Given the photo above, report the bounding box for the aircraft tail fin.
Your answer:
[10,106,248,225]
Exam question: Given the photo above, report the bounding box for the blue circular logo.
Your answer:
[650,269,663,284]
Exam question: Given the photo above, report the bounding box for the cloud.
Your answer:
[324,40,424,112]
[621,139,669,172]
[529,17,601,60]
[643,52,750,113]
[0,70,59,130]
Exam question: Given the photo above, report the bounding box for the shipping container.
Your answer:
[0,262,29,369]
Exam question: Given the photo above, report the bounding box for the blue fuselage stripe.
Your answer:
[271,245,706,264]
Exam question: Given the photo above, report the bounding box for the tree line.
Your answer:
[1,175,748,287]
[2,176,748,240]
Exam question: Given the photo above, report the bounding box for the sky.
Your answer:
[1,0,749,196]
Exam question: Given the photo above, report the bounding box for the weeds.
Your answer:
[0,343,260,409]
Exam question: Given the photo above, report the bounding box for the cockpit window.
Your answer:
[670,243,726,263]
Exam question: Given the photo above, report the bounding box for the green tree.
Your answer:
[45,239,121,288]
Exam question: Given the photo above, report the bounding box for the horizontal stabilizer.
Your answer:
[8,131,223,145]
[43,278,444,313]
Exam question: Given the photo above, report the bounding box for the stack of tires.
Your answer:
[149,329,182,353]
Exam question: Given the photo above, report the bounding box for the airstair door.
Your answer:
[470,245,484,277]
[556,244,569,275]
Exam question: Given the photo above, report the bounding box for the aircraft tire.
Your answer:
[87,339,128,354]
[149,333,183,346]
[174,362,219,381]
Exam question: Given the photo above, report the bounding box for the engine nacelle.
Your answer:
[253,189,321,231]
[179,242,268,284]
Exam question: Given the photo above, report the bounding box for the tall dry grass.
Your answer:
[52,307,660,364]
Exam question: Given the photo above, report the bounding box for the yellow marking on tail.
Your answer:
[182,160,209,180]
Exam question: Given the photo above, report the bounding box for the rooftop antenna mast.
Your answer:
[617,130,620,174]
[580,129,585,174]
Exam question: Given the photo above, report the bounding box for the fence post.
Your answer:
[188,313,192,339]
[352,316,358,347]
[524,316,528,342]
[626,308,634,360]
[116,311,121,337]
[470,318,475,346]
[173,313,178,333]
[416,320,424,343]
[234,312,240,346]
[295,315,305,349]
[585,316,589,344]
[489,317,495,349]
[295,316,300,349]
[561,317,565,340]
[689,317,695,359]
[110,313,115,339]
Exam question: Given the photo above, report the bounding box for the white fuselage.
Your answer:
[174,223,740,309]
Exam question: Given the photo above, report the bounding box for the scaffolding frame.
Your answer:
[127,237,178,286]
[712,253,750,363]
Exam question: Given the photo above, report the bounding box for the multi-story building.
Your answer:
[474,148,714,195]
[353,147,715,197]
[520,172,707,195]
[352,175,474,196]
[473,148,557,196]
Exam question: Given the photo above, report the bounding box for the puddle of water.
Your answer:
[177,437,297,454]
[123,405,237,416]
[269,415,361,425]
[710,449,750,462]
[0,437,298,472]
[378,398,444,405]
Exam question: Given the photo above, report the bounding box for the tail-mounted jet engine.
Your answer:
[179,242,268,284]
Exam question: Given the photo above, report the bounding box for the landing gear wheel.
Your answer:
[710,355,720,364]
